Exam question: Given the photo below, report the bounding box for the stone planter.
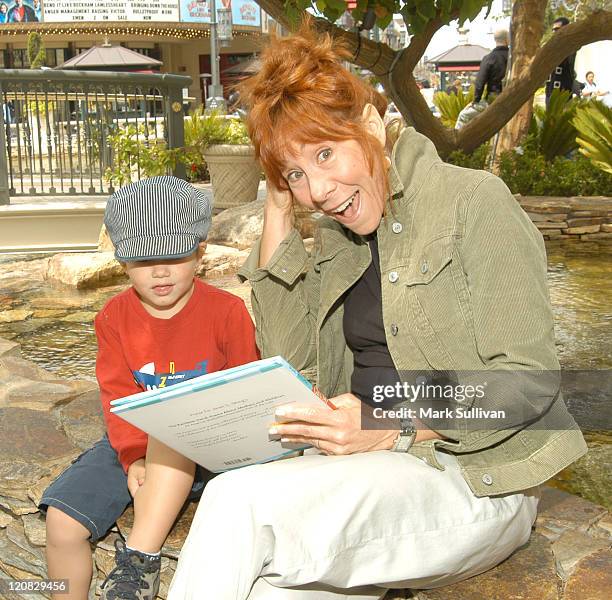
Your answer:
[203,144,261,210]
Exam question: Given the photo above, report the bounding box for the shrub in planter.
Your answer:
[181,108,261,208]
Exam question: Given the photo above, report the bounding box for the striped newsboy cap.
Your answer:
[105,176,213,262]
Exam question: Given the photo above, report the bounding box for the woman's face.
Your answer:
[0,5,6,13]
[282,138,386,236]
[587,73,595,84]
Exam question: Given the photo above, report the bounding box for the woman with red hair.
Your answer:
[169,22,586,600]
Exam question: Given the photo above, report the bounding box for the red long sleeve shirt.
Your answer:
[95,278,259,473]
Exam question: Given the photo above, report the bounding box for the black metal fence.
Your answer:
[0,69,191,204]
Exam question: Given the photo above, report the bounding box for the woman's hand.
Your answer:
[265,179,295,216]
[259,180,297,268]
[127,458,146,497]
[270,393,398,455]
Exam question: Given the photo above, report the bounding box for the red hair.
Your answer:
[238,19,388,191]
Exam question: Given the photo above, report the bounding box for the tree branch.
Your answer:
[457,9,612,153]
[256,0,396,75]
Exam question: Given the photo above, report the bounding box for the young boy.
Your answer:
[40,176,259,600]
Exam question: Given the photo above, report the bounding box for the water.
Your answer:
[0,244,610,506]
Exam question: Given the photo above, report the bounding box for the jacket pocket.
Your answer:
[404,236,469,368]
[406,235,453,286]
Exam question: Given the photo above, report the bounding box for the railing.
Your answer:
[0,69,192,204]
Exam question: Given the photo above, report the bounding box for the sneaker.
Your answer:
[100,538,161,600]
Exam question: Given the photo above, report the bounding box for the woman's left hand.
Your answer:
[270,393,398,455]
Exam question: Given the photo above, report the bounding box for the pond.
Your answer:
[0,242,610,507]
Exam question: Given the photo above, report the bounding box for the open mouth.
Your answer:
[331,191,358,217]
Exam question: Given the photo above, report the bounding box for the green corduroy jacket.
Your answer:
[238,127,587,497]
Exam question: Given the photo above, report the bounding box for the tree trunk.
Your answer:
[494,0,547,165]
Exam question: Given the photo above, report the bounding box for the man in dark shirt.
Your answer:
[545,17,576,108]
[474,29,509,103]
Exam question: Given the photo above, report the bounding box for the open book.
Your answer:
[110,356,329,473]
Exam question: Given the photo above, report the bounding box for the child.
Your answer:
[40,176,259,600]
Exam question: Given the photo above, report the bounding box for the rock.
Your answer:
[0,522,47,577]
[0,354,62,383]
[0,495,38,516]
[29,296,96,310]
[564,548,612,600]
[3,380,83,411]
[536,221,568,229]
[198,244,250,278]
[566,217,604,228]
[568,210,608,218]
[98,224,115,253]
[416,532,558,600]
[0,309,33,323]
[581,233,612,241]
[536,487,608,534]
[0,338,20,359]
[31,309,68,319]
[0,407,78,507]
[60,311,97,323]
[44,252,127,289]
[601,224,612,233]
[526,212,568,222]
[0,512,13,528]
[21,513,46,547]
[551,529,609,580]
[1,318,54,336]
[207,200,264,249]
[562,225,601,234]
[59,390,105,450]
[590,512,612,540]
[518,198,571,213]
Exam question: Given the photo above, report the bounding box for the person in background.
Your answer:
[582,71,609,101]
[0,2,9,23]
[545,17,575,108]
[446,78,463,95]
[474,29,509,103]
[32,0,41,21]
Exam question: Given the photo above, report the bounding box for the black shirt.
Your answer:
[474,46,509,103]
[343,237,400,405]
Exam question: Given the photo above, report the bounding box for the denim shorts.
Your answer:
[39,435,210,542]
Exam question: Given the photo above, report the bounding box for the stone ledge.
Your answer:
[516,196,612,243]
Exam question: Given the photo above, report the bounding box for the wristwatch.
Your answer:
[391,418,417,452]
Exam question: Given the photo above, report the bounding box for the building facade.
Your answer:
[0,0,273,104]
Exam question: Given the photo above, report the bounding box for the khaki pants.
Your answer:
[169,450,538,600]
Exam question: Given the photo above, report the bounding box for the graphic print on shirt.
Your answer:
[133,360,209,391]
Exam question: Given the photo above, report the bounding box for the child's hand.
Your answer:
[127,458,146,497]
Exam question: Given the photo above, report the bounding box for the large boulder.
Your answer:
[44,253,127,289]
[207,200,264,249]
[208,200,320,249]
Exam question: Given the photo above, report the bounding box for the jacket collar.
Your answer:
[387,126,442,212]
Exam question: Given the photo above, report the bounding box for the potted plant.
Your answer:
[184,107,261,209]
